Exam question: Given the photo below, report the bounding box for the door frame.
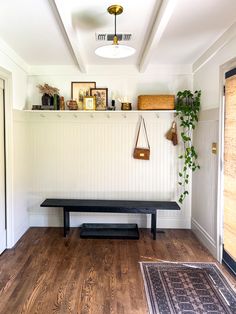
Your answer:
[217,58,236,262]
[0,66,14,248]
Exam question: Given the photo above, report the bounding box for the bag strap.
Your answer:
[142,117,150,149]
[134,118,142,148]
[135,117,150,149]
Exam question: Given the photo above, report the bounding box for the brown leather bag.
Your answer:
[166,121,178,146]
[133,117,150,160]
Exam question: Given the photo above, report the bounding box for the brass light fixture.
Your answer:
[95,5,136,59]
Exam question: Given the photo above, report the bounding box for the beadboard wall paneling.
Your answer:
[191,108,219,257]
[14,110,191,229]
[13,112,29,243]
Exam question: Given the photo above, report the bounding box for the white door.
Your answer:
[0,78,6,254]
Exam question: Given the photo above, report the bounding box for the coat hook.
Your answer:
[40,114,45,118]
[156,113,160,119]
[90,113,94,118]
[123,113,127,118]
[57,114,61,118]
[73,114,78,118]
[107,113,110,118]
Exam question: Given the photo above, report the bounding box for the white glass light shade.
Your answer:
[95,44,136,59]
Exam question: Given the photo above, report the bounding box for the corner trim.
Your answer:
[193,21,236,73]
[0,67,14,248]
[0,39,29,74]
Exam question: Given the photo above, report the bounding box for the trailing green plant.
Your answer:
[176,90,201,203]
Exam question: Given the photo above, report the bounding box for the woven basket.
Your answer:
[138,95,175,110]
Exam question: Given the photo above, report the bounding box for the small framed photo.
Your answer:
[90,88,108,110]
[83,96,95,110]
[71,82,96,108]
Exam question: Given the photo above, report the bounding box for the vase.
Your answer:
[121,102,132,110]
[53,94,60,110]
[42,94,53,107]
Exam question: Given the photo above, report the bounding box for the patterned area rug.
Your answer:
[140,262,236,314]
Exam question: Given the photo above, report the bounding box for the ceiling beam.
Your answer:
[50,0,87,73]
[139,0,177,73]
[193,21,236,73]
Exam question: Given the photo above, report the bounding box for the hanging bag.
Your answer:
[133,117,150,160]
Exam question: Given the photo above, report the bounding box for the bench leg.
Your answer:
[63,209,70,237]
[151,213,156,240]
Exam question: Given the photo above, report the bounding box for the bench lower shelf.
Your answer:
[80,223,139,239]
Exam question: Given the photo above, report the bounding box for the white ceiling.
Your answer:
[150,0,236,64]
[0,0,236,72]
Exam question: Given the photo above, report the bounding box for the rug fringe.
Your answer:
[139,258,217,266]
[139,263,154,314]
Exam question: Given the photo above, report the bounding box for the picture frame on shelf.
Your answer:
[83,96,96,110]
[90,88,108,110]
[71,82,96,110]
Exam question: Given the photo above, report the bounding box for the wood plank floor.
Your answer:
[0,228,235,314]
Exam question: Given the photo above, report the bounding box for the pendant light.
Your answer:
[95,5,136,59]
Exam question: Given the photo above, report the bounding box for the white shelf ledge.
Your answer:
[23,109,176,113]
[13,109,177,122]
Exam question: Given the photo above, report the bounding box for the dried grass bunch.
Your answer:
[37,83,59,96]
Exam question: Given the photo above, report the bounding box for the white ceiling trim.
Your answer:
[52,0,87,73]
[193,21,236,73]
[0,38,29,73]
[138,0,177,73]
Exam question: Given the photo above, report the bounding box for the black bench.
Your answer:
[40,199,180,240]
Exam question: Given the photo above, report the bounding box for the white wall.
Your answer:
[194,36,236,110]
[192,35,236,258]
[22,110,190,229]
[24,65,192,229]
[12,112,29,243]
[0,39,29,246]
[0,39,28,109]
[191,109,219,257]
[27,64,192,110]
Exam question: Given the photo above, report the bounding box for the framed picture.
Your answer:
[90,88,108,110]
[71,82,96,109]
[83,96,95,110]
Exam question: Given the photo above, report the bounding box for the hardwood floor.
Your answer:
[0,228,235,314]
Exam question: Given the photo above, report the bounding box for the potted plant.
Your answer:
[176,90,201,203]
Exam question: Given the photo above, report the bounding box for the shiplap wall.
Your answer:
[13,110,190,229]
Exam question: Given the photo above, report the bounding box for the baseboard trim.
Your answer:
[12,222,29,248]
[191,218,217,258]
